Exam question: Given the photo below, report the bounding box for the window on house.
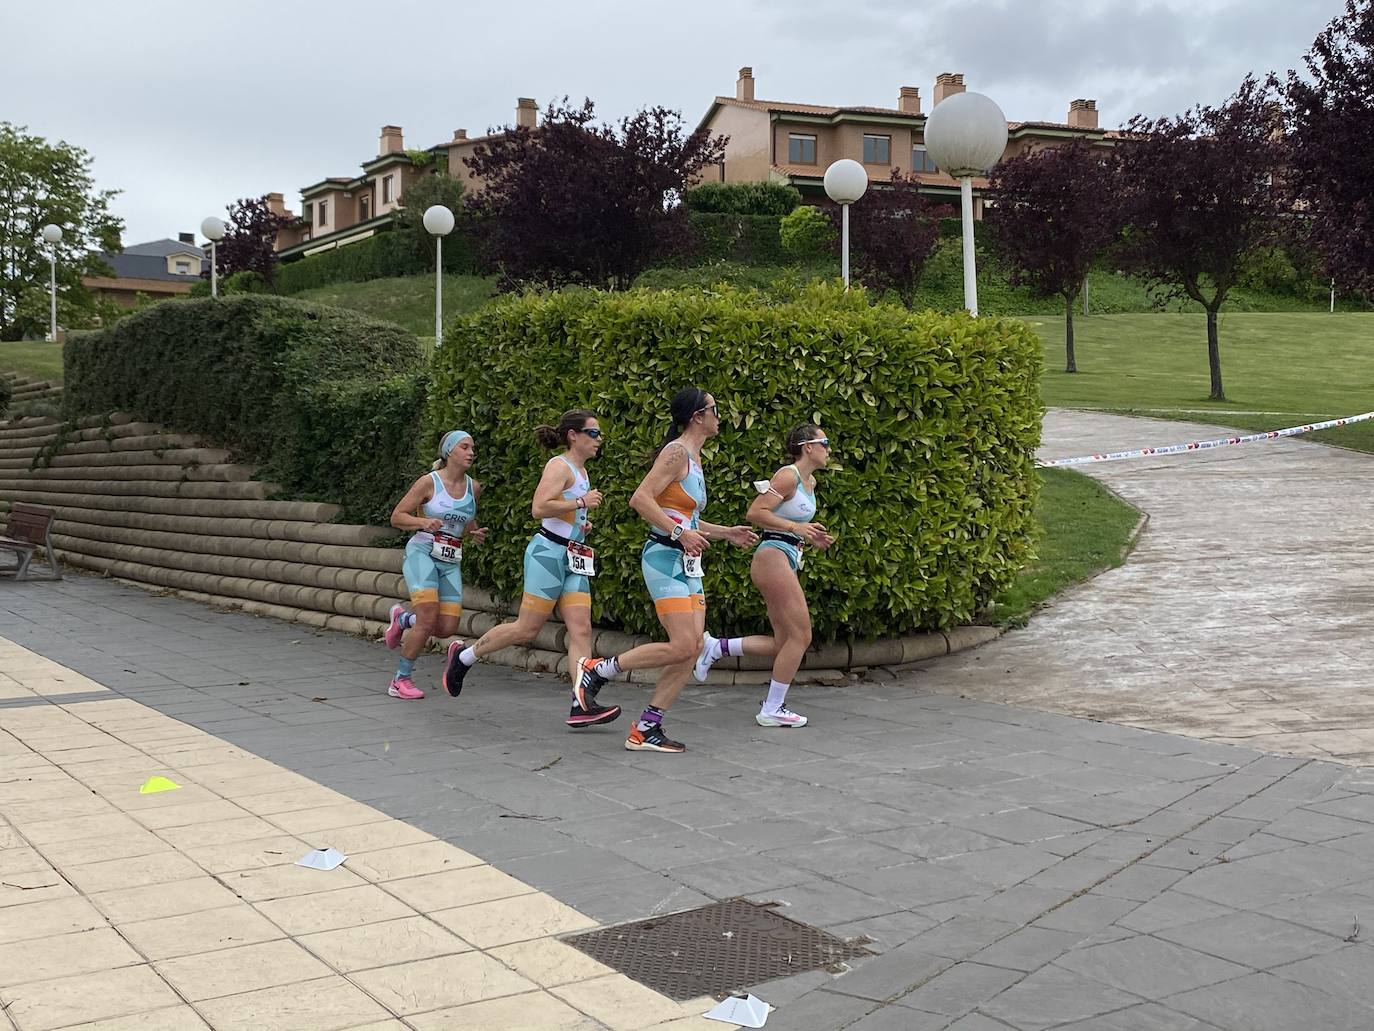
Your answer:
[788,134,817,164]
[911,145,939,173]
[360,195,371,221]
[863,134,891,165]
[175,260,191,275]
[304,203,313,224]
[383,175,394,203]
[318,200,328,226]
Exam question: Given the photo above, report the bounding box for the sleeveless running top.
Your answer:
[541,455,590,542]
[412,471,476,545]
[654,450,707,529]
[772,465,816,523]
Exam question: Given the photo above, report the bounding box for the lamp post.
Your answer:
[823,159,868,287]
[40,224,62,342]
[922,92,1008,316]
[422,205,455,347]
[200,217,226,297]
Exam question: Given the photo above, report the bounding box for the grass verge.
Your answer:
[292,275,497,337]
[0,341,64,383]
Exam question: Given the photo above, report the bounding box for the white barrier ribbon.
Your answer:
[1038,410,1374,468]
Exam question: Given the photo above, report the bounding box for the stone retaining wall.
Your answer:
[0,413,998,683]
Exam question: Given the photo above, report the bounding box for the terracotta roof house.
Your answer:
[82,234,207,307]
[697,68,1109,214]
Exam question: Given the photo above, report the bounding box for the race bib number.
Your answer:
[567,542,596,577]
[431,533,462,564]
[683,552,704,578]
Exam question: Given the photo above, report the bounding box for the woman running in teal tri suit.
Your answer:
[574,387,763,753]
[384,430,486,699]
[436,409,621,728]
[696,423,835,726]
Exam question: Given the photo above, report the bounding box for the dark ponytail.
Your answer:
[534,409,594,450]
[651,386,708,462]
[784,423,822,460]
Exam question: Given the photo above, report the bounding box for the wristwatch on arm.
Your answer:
[669,523,685,542]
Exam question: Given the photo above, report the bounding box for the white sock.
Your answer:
[594,656,621,678]
[721,637,746,658]
[459,646,478,667]
[763,679,790,713]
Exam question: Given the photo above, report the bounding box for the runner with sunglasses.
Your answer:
[695,423,835,726]
[574,387,762,753]
[383,430,486,699]
[431,410,622,728]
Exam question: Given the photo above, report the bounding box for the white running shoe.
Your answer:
[756,706,808,728]
[692,633,719,683]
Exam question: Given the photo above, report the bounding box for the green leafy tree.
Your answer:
[0,122,123,340]
[395,172,470,269]
[779,204,837,261]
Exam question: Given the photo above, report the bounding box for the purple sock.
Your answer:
[636,706,663,731]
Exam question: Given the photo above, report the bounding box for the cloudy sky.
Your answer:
[3,0,1337,247]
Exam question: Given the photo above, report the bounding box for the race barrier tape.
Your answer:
[1038,410,1374,468]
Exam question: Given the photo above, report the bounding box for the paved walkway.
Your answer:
[926,409,1374,766]
[2,409,1374,1030]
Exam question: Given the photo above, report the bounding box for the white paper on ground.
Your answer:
[704,994,772,1028]
[296,847,347,871]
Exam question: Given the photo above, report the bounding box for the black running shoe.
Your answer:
[566,701,622,728]
[573,656,608,710]
[625,722,686,752]
[443,640,470,697]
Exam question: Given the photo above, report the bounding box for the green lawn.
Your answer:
[0,340,64,383]
[987,469,1142,626]
[1033,312,1374,453]
[291,275,498,338]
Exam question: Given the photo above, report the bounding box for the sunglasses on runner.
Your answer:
[801,437,830,448]
[577,428,604,439]
[696,403,720,417]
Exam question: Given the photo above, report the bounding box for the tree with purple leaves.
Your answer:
[846,168,951,308]
[464,98,726,290]
[1285,0,1374,294]
[986,140,1123,373]
[1116,76,1288,401]
[210,196,290,286]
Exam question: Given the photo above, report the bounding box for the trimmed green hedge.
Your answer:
[687,212,786,266]
[63,296,427,524]
[429,283,1042,640]
[684,182,802,216]
[277,226,479,295]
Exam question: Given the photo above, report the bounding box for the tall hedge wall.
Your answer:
[687,212,786,266]
[277,227,480,295]
[64,296,427,524]
[429,283,1042,640]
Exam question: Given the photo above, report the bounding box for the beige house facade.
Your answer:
[698,68,1108,214]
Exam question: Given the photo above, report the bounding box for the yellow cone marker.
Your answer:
[139,776,181,795]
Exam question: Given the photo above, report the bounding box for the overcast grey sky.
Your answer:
[2,0,1337,247]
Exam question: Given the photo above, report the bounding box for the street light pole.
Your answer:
[422,205,456,347]
[823,160,868,288]
[922,91,1009,316]
[40,224,62,342]
[200,217,226,298]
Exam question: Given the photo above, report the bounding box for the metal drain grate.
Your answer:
[562,898,872,1001]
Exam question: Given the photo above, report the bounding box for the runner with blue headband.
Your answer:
[383,429,486,699]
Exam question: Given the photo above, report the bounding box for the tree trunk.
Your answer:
[1064,293,1077,373]
[1206,305,1224,400]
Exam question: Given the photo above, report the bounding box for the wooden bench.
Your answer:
[0,502,62,581]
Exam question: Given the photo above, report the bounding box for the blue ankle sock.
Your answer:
[400,612,417,630]
[396,656,415,679]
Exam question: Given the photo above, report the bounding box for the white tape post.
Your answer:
[1039,410,1374,468]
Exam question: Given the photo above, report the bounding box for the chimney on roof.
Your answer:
[898,86,921,115]
[1067,98,1099,129]
[736,66,755,102]
[516,98,538,129]
[265,192,288,217]
[178,232,194,244]
[933,73,966,106]
[379,125,404,156]
[453,128,468,141]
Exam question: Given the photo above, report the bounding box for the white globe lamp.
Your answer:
[40,225,63,341]
[423,206,456,347]
[824,159,869,287]
[200,217,227,298]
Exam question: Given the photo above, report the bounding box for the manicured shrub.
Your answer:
[430,283,1042,640]
[780,205,837,261]
[63,296,426,523]
[686,213,786,265]
[276,226,479,295]
[684,182,802,216]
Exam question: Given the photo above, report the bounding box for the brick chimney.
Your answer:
[516,98,538,129]
[265,192,289,217]
[379,125,404,156]
[453,129,468,141]
[933,73,966,105]
[898,86,921,115]
[737,66,755,102]
[1067,99,1099,129]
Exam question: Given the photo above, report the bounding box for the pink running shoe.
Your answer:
[388,675,424,700]
[384,604,407,649]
